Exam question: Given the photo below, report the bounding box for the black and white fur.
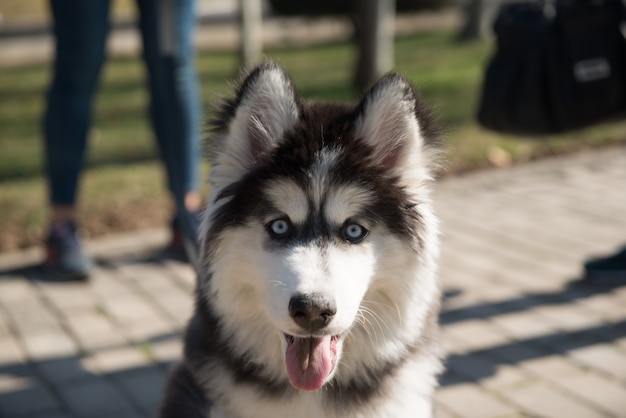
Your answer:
[159,61,443,418]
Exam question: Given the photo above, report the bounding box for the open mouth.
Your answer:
[284,333,341,391]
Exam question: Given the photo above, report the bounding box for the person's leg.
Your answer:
[136,0,202,262]
[136,0,202,228]
[43,0,111,278]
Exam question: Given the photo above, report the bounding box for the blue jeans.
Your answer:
[43,0,201,218]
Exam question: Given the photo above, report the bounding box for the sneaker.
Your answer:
[583,247,626,285]
[44,220,93,280]
[166,210,201,265]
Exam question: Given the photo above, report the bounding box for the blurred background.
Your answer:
[1,0,625,253]
[1,3,626,418]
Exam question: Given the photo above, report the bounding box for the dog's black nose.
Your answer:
[288,293,337,332]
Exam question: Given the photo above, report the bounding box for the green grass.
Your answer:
[1,29,625,251]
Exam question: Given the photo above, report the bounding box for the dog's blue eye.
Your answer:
[343,223,368,243]
[268,219,290,238]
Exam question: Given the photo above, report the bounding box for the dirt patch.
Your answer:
[0,192,172,253]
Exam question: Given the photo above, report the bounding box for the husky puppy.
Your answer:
[159,61,443,418]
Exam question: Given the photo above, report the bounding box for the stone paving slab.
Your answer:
[0,146,625,417]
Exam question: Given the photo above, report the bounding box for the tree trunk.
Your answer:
[239,0,263,69]
[354,0,396,91]
[458,0,491,41]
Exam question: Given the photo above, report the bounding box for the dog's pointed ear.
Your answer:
[217,62,299,172]
[354,73,436,176]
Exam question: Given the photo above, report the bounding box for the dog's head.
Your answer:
[200,62,440,392]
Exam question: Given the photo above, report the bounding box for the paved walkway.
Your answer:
[0,146,625,418]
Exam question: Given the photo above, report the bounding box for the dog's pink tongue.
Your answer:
[286,336,334,391]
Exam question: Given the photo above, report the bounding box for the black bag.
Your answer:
[477,0,626,135]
